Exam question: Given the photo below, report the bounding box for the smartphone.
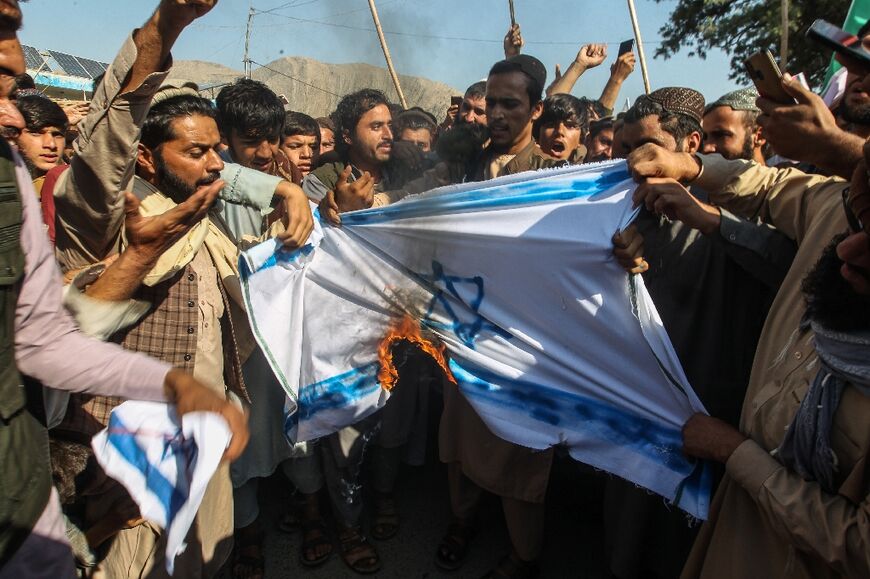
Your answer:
[807,19,870,68]
[744,50,795,103]
[618,39,635,57]
[450,95,463,107]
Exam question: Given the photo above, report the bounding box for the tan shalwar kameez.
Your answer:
[680,155,870,579]
[438,142,567,560]
[51,35,245,578]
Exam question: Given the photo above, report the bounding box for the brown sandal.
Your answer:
[231,523,264,579]
[300,519,333,567]
[434,518,475,571]
[277,511,300,534]
[371,494,399,540]
[481,552,539,579]
[338,526,381,575]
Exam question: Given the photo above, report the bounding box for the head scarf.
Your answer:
[776,321,870,492]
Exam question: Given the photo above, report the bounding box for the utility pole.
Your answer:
[244,2,254,79]
[368,0,408,109]
[626,0,651,94]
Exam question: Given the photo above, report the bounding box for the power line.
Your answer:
[203,30,247,61]
[260,0,299,12]
[257,0,321,16]
[259,12,506,43]
[190,23,247,29]
[249,59,342,97]
[254,0,401,21]
[256,12,664,46]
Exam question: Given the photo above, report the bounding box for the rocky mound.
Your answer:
[171,56,459,120]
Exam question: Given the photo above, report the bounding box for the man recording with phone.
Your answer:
[619,26,870,579]
[754,22,870,179]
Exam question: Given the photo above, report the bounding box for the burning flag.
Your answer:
[239,160,712,519]
[376,315,455,391]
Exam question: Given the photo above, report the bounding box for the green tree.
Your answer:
[652,0,852,89]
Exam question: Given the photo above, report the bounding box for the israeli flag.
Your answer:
[91,401,231,574]
[240,161,712,519]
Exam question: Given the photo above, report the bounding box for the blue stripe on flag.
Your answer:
[292,355,697,477]
[106,414,191,525]
[298,362,382,419]
[257,244,315,272]
[340,170,631,225]
[285,355,709,513]
[284,362,383,440]
[448,359,692,472]
[448,359,710,513]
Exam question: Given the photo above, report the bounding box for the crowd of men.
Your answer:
[1,0,869,578]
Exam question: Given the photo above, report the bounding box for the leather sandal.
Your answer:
[299,518,333,567]
[371,494,400,540]
[338,526,381,575]
[231,523,265,579]
[481,552,540,579]
[434,518,476,571]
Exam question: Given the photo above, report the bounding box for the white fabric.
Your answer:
[62,263,152,341]
[823,67,848,107]
[239,160,712,519]
[91,401,231,575]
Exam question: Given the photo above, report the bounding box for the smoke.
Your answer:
[249,1,461,117]
[319,0,446,106]
[372,1,442,76]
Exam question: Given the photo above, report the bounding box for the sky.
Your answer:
[18,0,742,107]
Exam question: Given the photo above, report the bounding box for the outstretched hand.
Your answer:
[335,164,376,211]
[159,0,218,29]
[575,43,607,70]
[318,165,376,226]
[610,51,636,81]
[123,179,222,263]
[504,23,524,58]
[62,102,90,128]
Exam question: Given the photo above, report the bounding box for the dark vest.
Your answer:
[57,262,249,438]
[0,142,52,566]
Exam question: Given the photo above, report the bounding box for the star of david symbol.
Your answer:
[420,260,511,349]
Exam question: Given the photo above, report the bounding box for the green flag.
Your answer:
[823,0,870,87]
